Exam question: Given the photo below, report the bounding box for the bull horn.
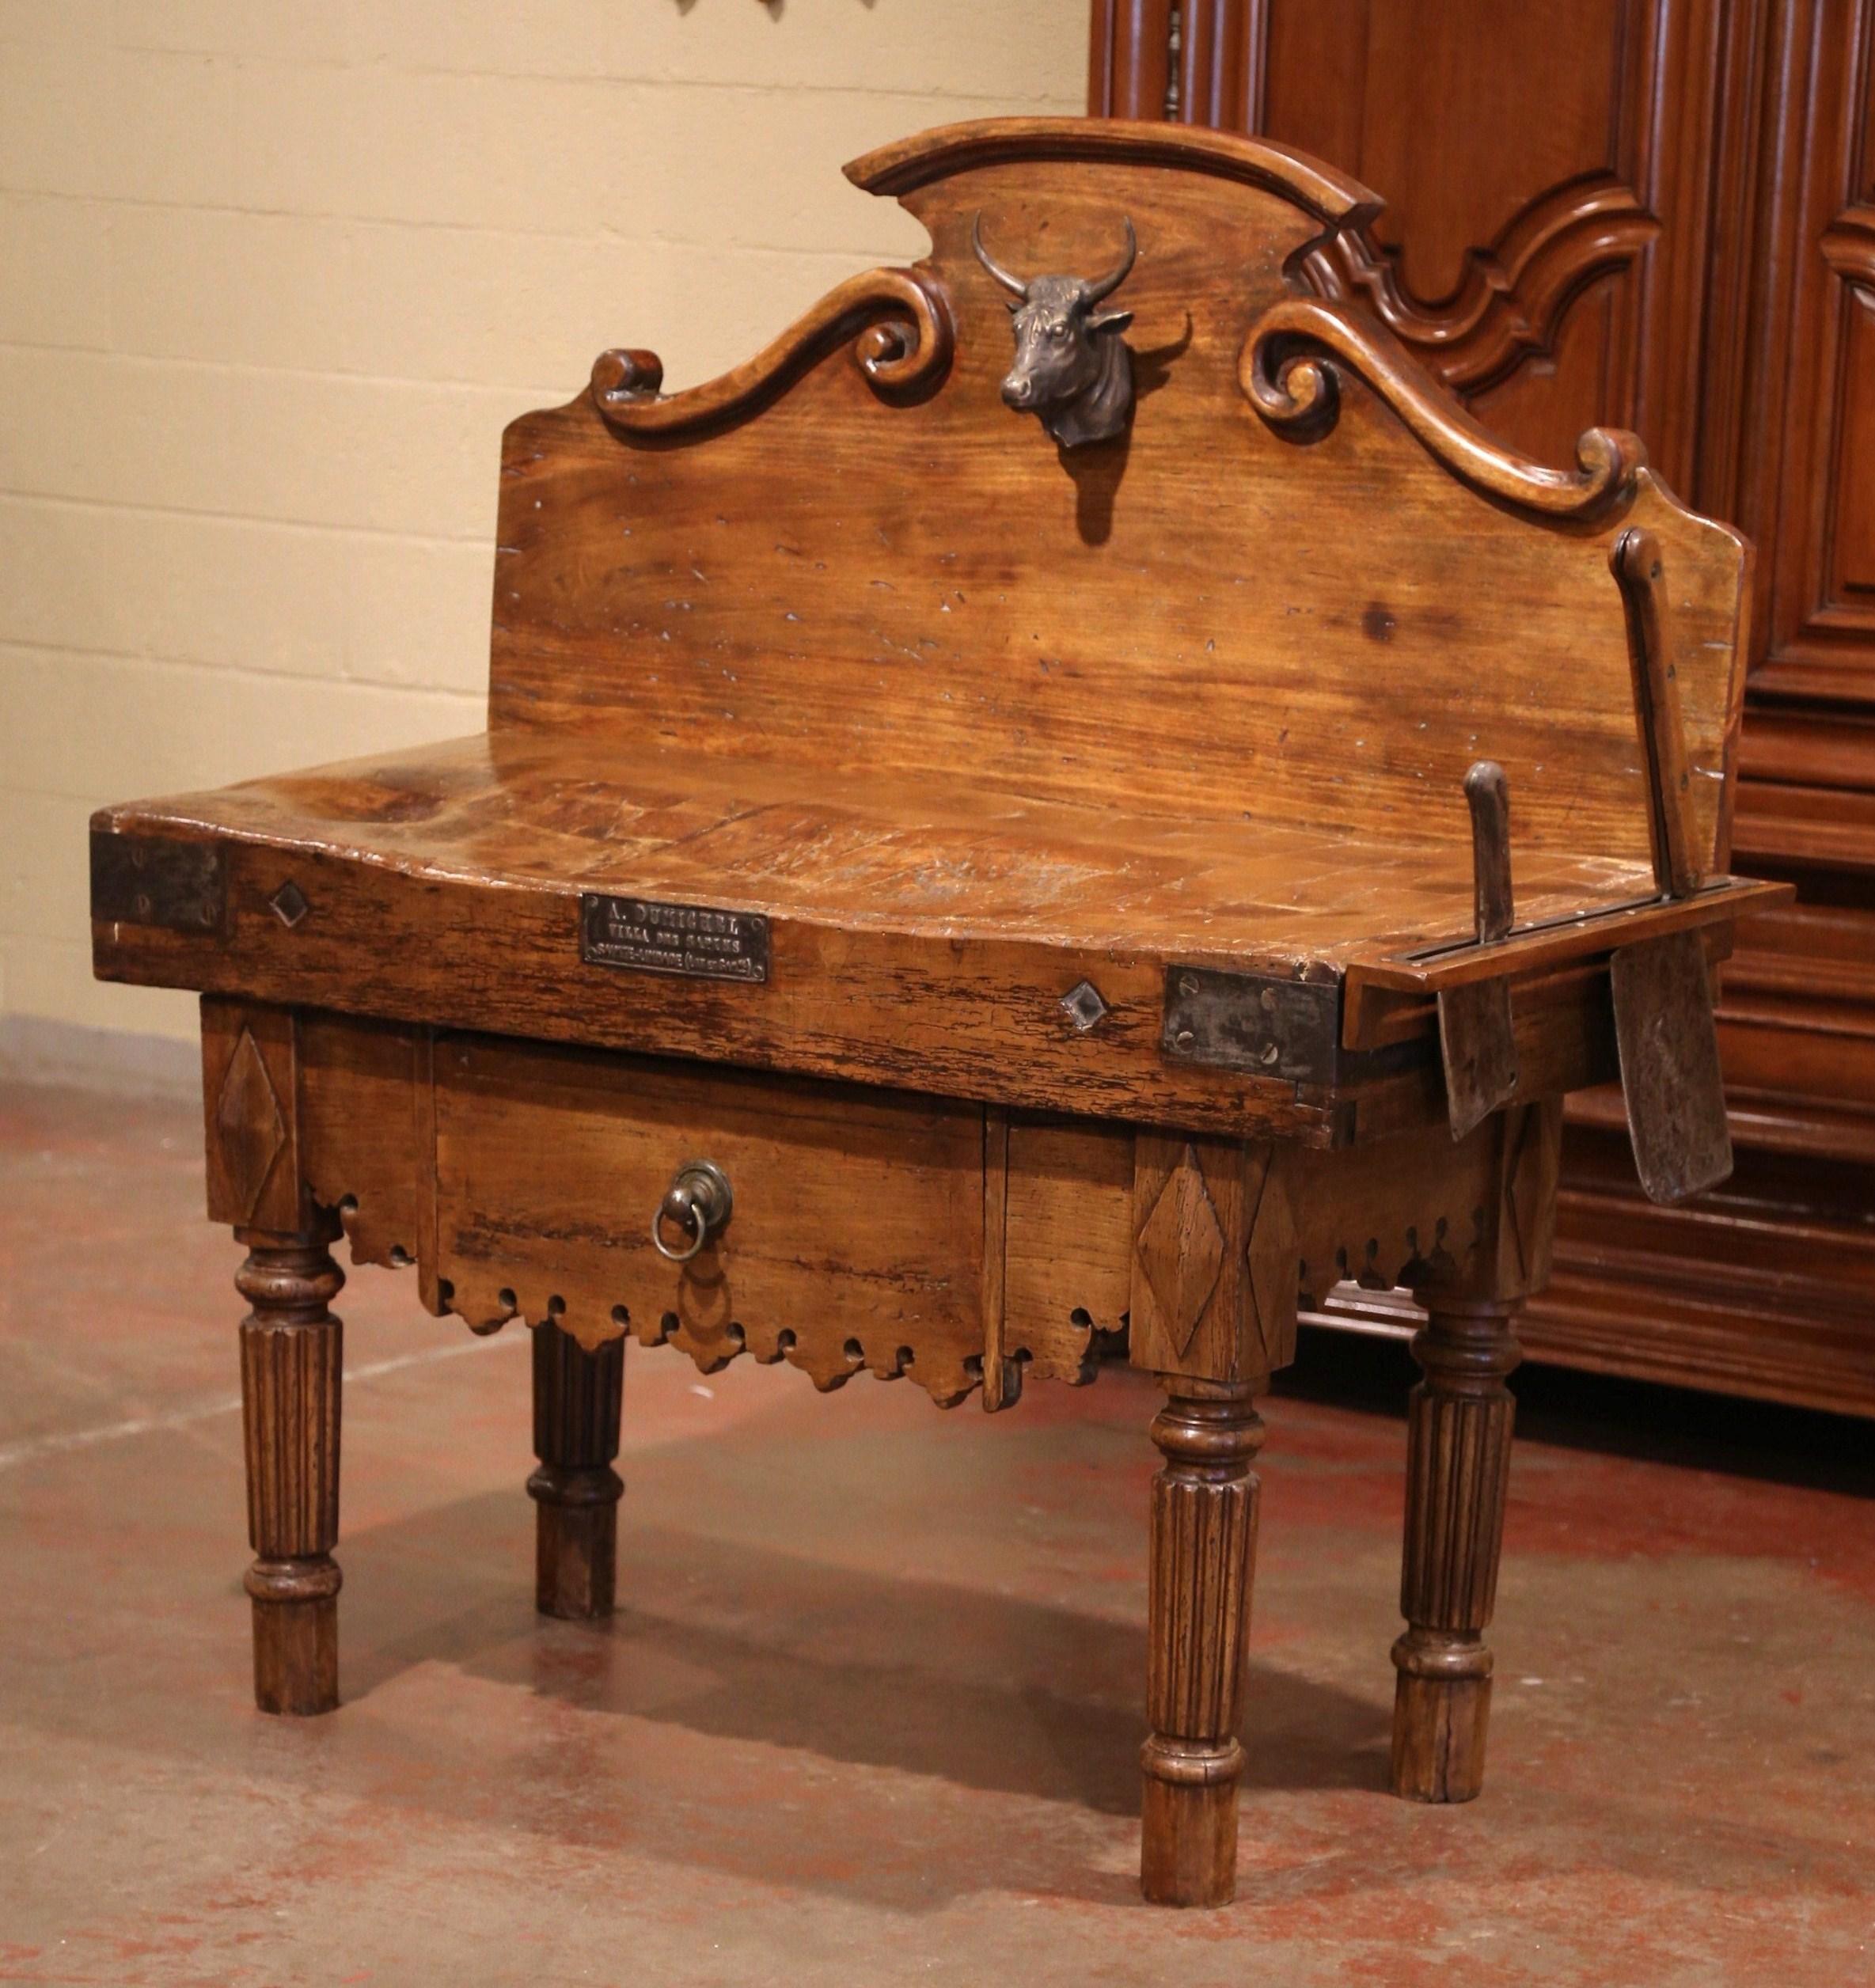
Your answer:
[970,213,1029,298]
[1082,216,1137,305]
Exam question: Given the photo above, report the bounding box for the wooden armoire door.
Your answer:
[1091,0,1875,1414]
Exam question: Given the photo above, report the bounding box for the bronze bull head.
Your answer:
[972,214,1137,449]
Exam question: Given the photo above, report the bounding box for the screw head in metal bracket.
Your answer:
[269,880,309,929]
[1059,980,1109,1033]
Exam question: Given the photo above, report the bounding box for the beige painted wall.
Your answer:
[0,1,1087,1046]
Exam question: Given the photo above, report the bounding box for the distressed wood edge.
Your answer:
[844,114,1380,226]
[95,838,1348,1148]
[590,267,953,440]
[1239,295,1646,522]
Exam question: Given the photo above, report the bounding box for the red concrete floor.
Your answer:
[2,1077,1872,1985]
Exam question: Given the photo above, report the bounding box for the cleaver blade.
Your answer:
[1611,928,1732,1204]
[1439,977,1519,1141]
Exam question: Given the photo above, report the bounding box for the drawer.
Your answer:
[431,1034,1134,1405]
[289,1015,1136,1407]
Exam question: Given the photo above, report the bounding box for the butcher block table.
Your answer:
[89,119,1783,1907]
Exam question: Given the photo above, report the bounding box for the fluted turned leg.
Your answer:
[1141,1379,1265,1908]
[528,1323,624,1621]
[238,1229,343,1717]
[1391,1297,1520,1802]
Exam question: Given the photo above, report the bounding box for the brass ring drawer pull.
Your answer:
[651,1159,734,1263]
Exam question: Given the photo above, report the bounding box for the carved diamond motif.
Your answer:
[1137,1146,1226,1358]
[216,1026,286,1223]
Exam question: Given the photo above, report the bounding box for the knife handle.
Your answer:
[1464,760,1514,945]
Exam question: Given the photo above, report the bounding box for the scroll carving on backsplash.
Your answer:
[591,267,953,438]
[1241,296,1644,522]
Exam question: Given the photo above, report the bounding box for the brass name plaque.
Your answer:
[580,894,769,983]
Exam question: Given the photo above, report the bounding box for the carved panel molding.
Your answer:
[1299,173,1658,395]
[1091,0,1733,488]
[1816,207,1875,631]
